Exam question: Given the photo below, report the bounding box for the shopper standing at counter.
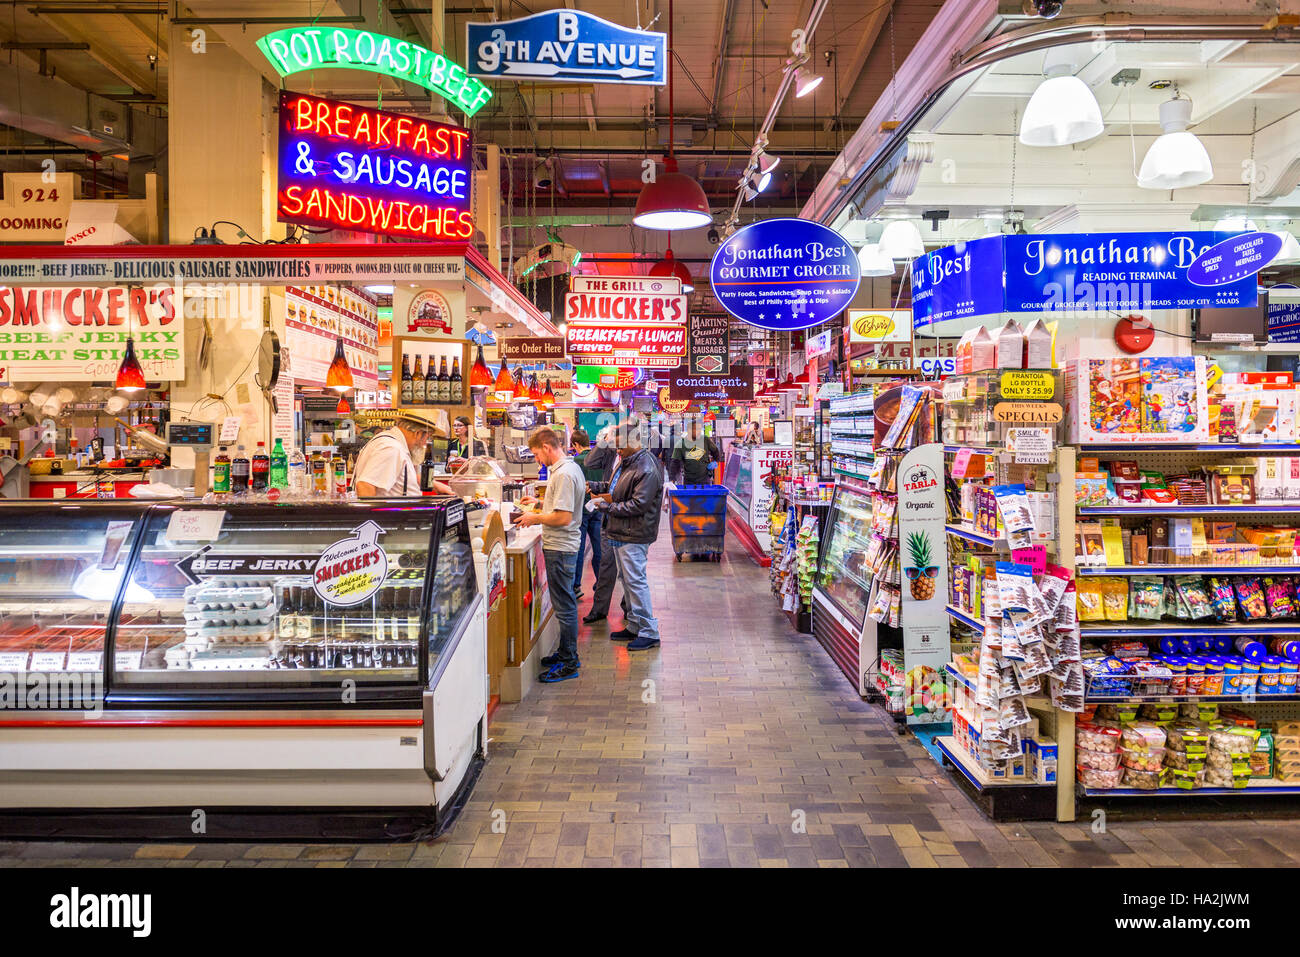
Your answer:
[354,410,454,497]
[589,418,664,652]
[671,418,723,486]
[516,427,586,683]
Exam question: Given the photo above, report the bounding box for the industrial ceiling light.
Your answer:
[114,337,147,393]
[755,151,781,191]
[325,337,354,393]
[878,220,925,259]
[776,373,801,392]
[739,175,759,203]
[650,246,695,293]
[1214,216,1259,231]
[534,156,554,190]
[795,66,823,98]
[1273,230,1300,263]
[857,243,896,277]
[1138,94,1213,190]
[1019,49,1104,147]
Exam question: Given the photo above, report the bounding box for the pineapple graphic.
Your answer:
[906,531,937,601]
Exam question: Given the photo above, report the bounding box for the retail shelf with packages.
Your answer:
[1079,443,1300,454]
[945,605,986,635]
[1080,622,1300,638]
[1083,781,1300,797]
[1077,564,1300,576]
[945,524,1007,549]
[1079,504,1300,516]
[935,736,1053,791]
[944,444,999,458]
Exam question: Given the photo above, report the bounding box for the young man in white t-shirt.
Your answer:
[515,427,586,682]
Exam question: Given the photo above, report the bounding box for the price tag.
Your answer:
[29,652,67,671]
[1000,370,1055,400]
[67,652,103,671]
[219,416,241,443]
[1009,428,1053,465]
[114,651,143,672]
[166,509,226,543]
[1012,546,1047,576]
[0,652,30,670]
[951,449,986,479]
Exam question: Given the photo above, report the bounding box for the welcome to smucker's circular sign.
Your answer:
[710,218,860,332]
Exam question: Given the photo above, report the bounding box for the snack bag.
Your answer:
[1206,578,1239,622]
[1076,579,1105,622]
[1128,577,1164,620]
[1174,577,1214,620]
[1234,578,1268,620]
[1263,577,1297,619]
[1101,577,1130,622]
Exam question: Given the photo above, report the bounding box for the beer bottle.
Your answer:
[412,355,426,404]
[450,357,463,404]
[400,354,413,405]
[426,355,439,403]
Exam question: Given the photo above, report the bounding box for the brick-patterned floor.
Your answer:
[4,522,1300,867]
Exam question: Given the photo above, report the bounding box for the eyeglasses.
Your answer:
[904,566,940,580]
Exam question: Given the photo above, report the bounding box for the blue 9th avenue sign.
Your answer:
[710,218,861,332]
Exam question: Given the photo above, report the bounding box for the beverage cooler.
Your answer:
[0,497,488,841]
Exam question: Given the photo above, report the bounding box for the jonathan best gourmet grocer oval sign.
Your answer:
[710,218,860,332]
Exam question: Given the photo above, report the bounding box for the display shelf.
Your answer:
[1079,443,1300,453]
[945,606,985,635]
[945,662,977,695]
[945,524,1005,549]
[1086,692,1300,704]
[1079,504,1300,516]
[1080,622,1300,638]
[936,736,1051,790]
[943,444,998,457]
[833,466,874,482]
[1076,564,1300,576]
[1084,781,1300,797]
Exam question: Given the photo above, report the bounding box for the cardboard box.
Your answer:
[994,319,1025,370]
[1029,737,1058,784]
[1023,319,1053,369]
[970,327,995,373]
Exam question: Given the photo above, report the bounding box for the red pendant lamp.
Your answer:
[512,367,531,400]
[336,395,351,414]
[632,0,711,231]
[540,378,557,409]
[494,356,515,395]
[325,336,354,393]
[470,342,495,388]
[777,373,801,392]
[114,337,147,393]
[528,374,543,404]
[650,243,694,292]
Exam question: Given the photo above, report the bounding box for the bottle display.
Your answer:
[450,357,462,404]
[333,454,347,496]
[231,446,251,494]
[426,355,438,404]
[412,355,426,404]
[269,438,288,490]
[400,354,413,405]
[213,446,231,493]
[288,448,308,495]
[251,441,270,492]
[311,450,329,495]
[437,356,450,403]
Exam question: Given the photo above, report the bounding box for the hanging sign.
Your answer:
[847,308,911,344]
[502,336,566,360]
[665,365,754,402]
[1187,232,1283,287]
[0,173,78,243]
[687,314,730,374]
[910,236,1005,329]
[286,285,379,391]
[897,443,951,726]
[804,329,833,361]
[993,401,1064,424]
[313,521,389,607]
[711,218,860,331]
[565,275,687,324]
[565,322,685,367]
[0,283,183,382]
[466,10,666,85]
[257,28,492,117]
[408,289,455,334]
[277,91,474,243]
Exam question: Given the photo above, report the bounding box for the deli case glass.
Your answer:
[810,484,875,691]
[0,498,488,840]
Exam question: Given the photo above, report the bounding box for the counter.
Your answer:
[24,472,147,499]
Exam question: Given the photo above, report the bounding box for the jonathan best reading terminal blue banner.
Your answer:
[710,218,861,332]
[467,10,666,85]
[910,235,1004,329]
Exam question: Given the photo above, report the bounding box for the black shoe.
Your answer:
[540,653,564,668]
[539,662,580,683]
[627,636,661,651]
[610,628,637,641]
[582,613,607,624]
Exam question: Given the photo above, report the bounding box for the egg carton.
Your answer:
[183,585,275,609]
[189,652,272,671]
[184,608,276,627]
[183,625,275,644]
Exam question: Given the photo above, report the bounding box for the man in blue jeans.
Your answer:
[570,429,611,600]
[516,427,587,682]
[589,418,665,652]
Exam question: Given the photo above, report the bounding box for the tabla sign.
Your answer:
[313,521,389,606]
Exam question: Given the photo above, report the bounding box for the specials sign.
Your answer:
[313,521,389,607]
[0,284,183,382]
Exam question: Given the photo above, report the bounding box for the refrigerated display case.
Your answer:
[811,484,876,688]
[0,497,487,840]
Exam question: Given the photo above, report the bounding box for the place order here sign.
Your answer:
[563,275,687,367]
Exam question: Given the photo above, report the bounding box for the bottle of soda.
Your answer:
[251,441,270,492]
[269,438,288,490]
[333,453,347,497]
[213,446,231,493]
[231,445,251,494]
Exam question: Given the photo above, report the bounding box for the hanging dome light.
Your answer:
[649,246,695,293]
[634,157,712,230]
[1273,230,1300,263]
[1019,50,1104,147]
[114,337,147,393]
[858,243,896,277]
[777,373,801,392]
[494,356,515,396]
[878,220,925,259]
[325,336,354,393]
[1214,216,1260,232]
[470,342,495,388]
[540,378,557,409]
[1138,95,1213,190]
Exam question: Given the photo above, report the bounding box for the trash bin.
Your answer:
[667,485,728,561]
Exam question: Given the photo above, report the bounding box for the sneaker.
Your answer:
[539,653,566,668]
[582,613,607,624]
[539,662,580,683]
[627,636,660,651]
[574,589,584,600]
[609,628,637,641]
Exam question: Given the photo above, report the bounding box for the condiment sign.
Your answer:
[467,10,666,85]
[710,218,860,332]
[687,314,729,374]
[999,370,1055,400]
[0,284,183,382]
[992,401,1063,424]
[565,322,685,367]
[313,521,389,607]
[665,365,754,402]
[277,92,474,242]
[502,337,566,360]
[848,309,911,344]
[257,28,492,117]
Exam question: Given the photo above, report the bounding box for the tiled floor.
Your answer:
[5,522,1300,867]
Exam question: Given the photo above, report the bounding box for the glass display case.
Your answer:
[446,455,513,505]
[941,370,1061,448]
[815,484,875,626]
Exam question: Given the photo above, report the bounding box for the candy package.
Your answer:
[1128,577,1164,620]
[1163,749,1206,771]
[1120,746,1166,772]
[1234,578,1268,620]
[1174,577,1214,620]
[1076,721,1122,752]
[1121,766,1164,790]
[1206,578,1238,622]
[1076,579,1105,622]
[1264,577,1297,619]
[1077,748,1121,771]
[996,562,1037,613]
[1038,564,1073,617]
[1101,578,1130,622]
[1076,765,1123,789]
[1121,722,1168,750]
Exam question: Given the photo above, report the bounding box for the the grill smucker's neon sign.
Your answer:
[276,91,474,242]
[256,27,492,118]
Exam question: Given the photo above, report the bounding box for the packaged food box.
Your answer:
[1122,766,1165,790]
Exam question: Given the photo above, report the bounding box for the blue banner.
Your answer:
[710,218,860,332]
[1268,299,1300,343]
[1003,231,1259,312]
[466,11,666,85]
[910,236,1004,329]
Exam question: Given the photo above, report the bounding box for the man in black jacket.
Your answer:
[583,425,626,625]
[588,417,665,651]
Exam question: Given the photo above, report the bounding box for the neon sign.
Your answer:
[256,28,492,118]
[276,91,474,242]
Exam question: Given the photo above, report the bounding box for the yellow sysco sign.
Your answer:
[847,309,910,344]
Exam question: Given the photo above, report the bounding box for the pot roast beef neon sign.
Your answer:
[276,91,474,241]
[257,28,492,118]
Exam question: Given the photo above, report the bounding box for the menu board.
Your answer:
[285,285,379,391]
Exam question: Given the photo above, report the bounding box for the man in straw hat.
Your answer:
[354,409,453,497]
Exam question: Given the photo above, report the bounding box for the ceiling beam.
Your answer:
[120,12,168,58]
[824,0,893,134]
[35,11,156,92]
[708,0,737,118]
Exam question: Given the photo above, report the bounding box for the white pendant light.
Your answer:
[1273,230,1300,263]
[795,67,823,98]
[1019,50,1104,147]
[1214,216,1259,232]
[857,243,896,277]
[1138,95,1213,190]
[878,220,925,260]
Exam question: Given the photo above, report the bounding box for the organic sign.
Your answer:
[687,314,730,374]
[564,322,685,367]
[313,521,389,607]
[467,10,666,85]
[257,28,492,117]
[999,370,1055,400]
[0,284,183,382]
[665,365,754,402]
[897,443,951,726]
[711,218,860,331]
[277,92,474,243]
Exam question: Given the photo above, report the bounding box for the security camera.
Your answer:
[707,227,720,244]
[1024,0,1063,18]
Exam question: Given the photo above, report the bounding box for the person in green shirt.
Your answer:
[671,418,722,486]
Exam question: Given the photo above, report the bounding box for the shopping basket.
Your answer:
[667,485,728,562]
